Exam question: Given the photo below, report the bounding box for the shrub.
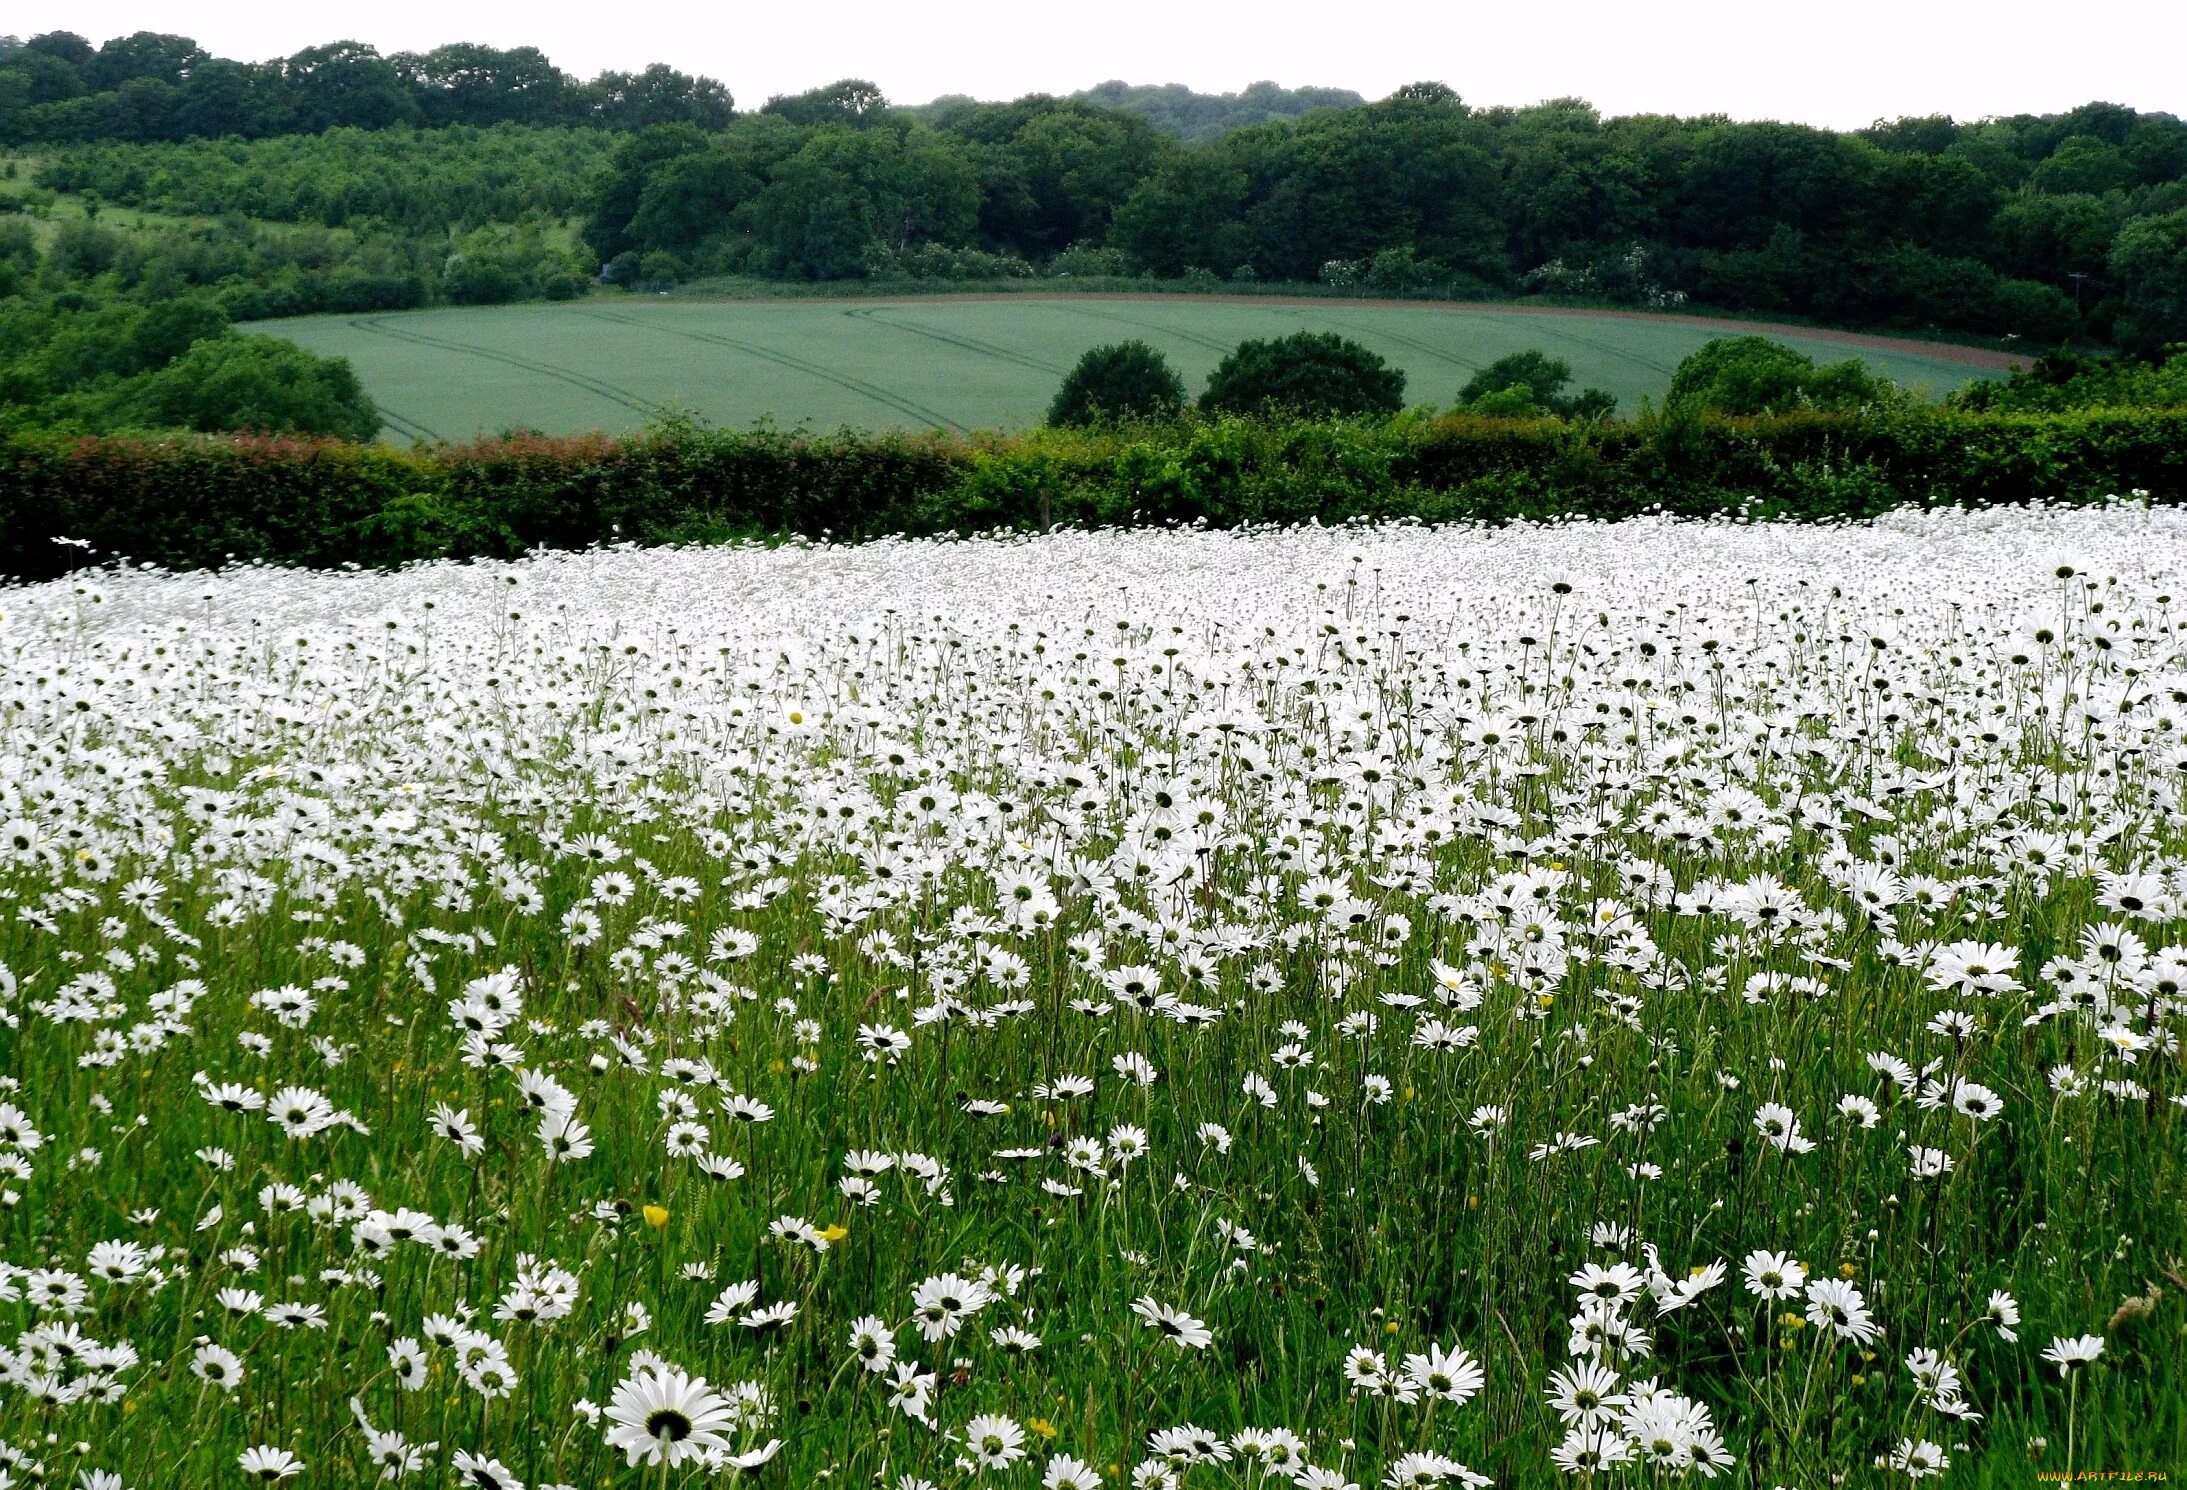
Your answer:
[1668,336,1904,415]
[1047,341,1188,428]
[1045,242,1129,278]
[1949,346,2187,412]
[1199,332,1406,420]
[1456,350,1617,419]
[94,336,382,441]
[636,250,686,287]
[440,253,524,305]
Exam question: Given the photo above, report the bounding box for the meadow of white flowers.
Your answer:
[0,505,2181,1490]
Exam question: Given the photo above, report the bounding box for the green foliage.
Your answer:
[124,293,227,365]
[8,405,2180,579]
[1455,350,1616,418]
[1667,335,1907,414]
[1199,331,1407,419]
[1948,345,2187,411]
[11,35,2187,359]
[0,35,728,143]
[82,335,380,439]
[2110,208,2187,356]
[748,126,982,279]
[759,79,889,128]
[1046,340,1187,427]
[40,125,619,231]
[1058,80,1366,142]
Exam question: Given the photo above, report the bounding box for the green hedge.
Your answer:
[3,409,2183,580]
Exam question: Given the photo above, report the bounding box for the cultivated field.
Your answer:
[2,507,2179,1488]
[255,296,2014,441]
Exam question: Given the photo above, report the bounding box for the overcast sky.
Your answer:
[24,0,2187,129]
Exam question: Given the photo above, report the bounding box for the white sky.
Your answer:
[22,0,2187,129]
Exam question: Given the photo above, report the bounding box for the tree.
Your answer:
[1456,350,1614,418]
[397,44,571,127]
[109,335,380,439]
[582,64,733,131]
[2110,209,2187,356]
[1047,341,1186,426]
[583,123,714,262]
[126,294,227,369]
[1112,153,1249,275]
[0,47,87,107]
[760,80,887,127]
[1199,332,1406,419]
[748,125,981,278]
[84,32,207,92]
[1666,335,1900,414]
[172,57,289,138]
[935,99,1164,258]
[282,42,416,132]
[628,151,759,254]
[1991,194,2118,283]
[1233,99,1505,283]
[23,30,94,68]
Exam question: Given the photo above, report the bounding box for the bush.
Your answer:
[1200,332,1406,420]
[95,336,381,441]
[440,253,524,305]
[1667,336,1904,415]
[866,242,1037,280]
[1949,346,2187,412]
[636,250,686,287]
[1045,243,1130,278]
[1047,341,1188,428]
[1456,350,1616,419]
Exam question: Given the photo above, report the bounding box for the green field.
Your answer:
[256,295,2011,441]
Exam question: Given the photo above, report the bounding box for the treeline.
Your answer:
[47,79,2169,354]
[1069,81,1367,141]
[0,35,732,142]
[0,202,592,339]
[5,405,2182,580]
[33,125,617,231]
[8,34,2187,357]
[907,82,1369,143]
[576,87,2187,352]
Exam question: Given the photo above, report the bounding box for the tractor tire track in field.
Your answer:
[374,406,445,444]
[1055,303,1234,354]
[1490,315,1681,378]
[1275,300,1678,381]
[839,307,1070,376]
[582,309,969,434]
[346,316,659,418]
[1302,310,1485,375]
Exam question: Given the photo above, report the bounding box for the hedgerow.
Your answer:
[2,408,2182,580]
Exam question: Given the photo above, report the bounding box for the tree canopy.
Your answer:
[1199,332,1407,419]
[1665,336,1906,415]
[1456,350,1616,419]
[1047,341,1187,426]
[7,33,2187,359]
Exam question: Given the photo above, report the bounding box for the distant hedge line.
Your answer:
[2,408,2182,581]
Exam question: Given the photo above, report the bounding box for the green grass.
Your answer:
[253,296,2011,443]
